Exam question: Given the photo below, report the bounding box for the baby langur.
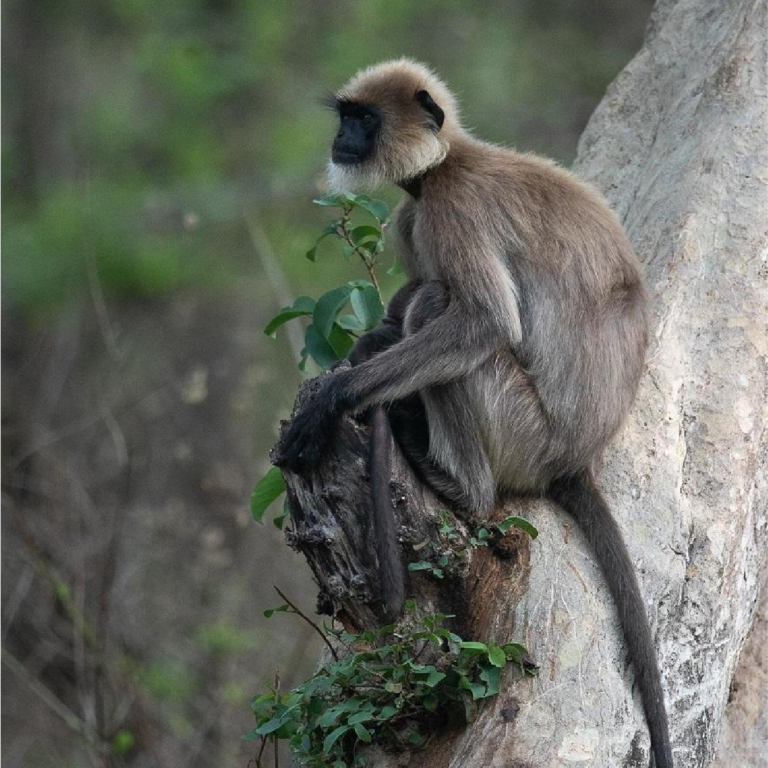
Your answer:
[276,59,672,768]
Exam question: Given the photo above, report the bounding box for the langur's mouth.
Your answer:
[332,150,366,165]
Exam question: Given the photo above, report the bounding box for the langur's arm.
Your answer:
[342,213,521,407]
[276,253,513,471]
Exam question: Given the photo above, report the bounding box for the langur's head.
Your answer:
[326,59,462,192]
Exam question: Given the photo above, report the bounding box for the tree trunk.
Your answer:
[711,573,768,768]
[276,0,768,766]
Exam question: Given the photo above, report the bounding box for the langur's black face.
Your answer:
[332,101,381,165]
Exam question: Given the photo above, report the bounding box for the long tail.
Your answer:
[548,472,673,768]
[370,406,406,622]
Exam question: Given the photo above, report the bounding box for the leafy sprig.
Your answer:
[252,193,392,526]
[407,512,540,581]
[246,603,536,767]
[267,192,391,374]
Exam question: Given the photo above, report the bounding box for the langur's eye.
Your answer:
[362,114,374,126]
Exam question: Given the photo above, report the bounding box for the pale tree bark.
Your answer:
[711,574,768,768]
[277,0,768,766]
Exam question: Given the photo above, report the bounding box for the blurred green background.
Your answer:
[2,1,651,766]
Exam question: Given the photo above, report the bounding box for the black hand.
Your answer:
[275,377,349,470]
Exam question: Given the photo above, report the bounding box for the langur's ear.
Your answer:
[416,89,445,132]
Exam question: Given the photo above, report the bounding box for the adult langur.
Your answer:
[276,59,672,768]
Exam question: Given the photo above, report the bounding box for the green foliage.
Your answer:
[251,467,287,523]
[266,193,390,373]
[497,515,539,539]
[2,182,220,313]
[196,621,260,655]
[246,606,536,767]
[111,729,135,756]
[3,0,646,319]
[472,516,539,547]
[251,193,392,525]
[408,557,449,580]
[138,660,195,704]
[407,511,539,581]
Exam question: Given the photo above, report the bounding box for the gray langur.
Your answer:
[275,59,672,768]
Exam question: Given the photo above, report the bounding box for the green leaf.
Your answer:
[458,641,488,652]
[272,513,287,530]
[338,314,365,332]
[306,224,339,261]
[312,193,347,207]
[356,198,390,223]
[273,498,290,530]
[314,286,353,339]
[350,225,381,244]
[255,717,284,736]
[497,516,539,539]
[264,308,308,337]
[263,604,289,618]
[425,670,446,687]
[387,260,404,276]
[458,675,486,700]
[323,725,350,753]
[378,706,398,720]
[408,732,424,745]
[350,285,384,331]
[479,664,501,697]
[251,467,286,523]
[319,707,344,728]
[353,722,372,743]
[501,642,529,661]
[264,296,316,338]
[291,296,317,314]
[408,561,434,572]
[298,347,309,373]
[487,645,506,668]
[328,323,354,359]
[304,324,340,370]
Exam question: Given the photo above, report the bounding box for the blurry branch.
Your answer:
[9,506,100,648]
[1,648,107,753]
[245,214,305,363]
[86,253,122,363]
[1,562,34,643]
[9,385,164,470]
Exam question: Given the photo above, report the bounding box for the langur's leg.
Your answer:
[395,281,495,516]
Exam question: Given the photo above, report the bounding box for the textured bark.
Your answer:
[277,0,768,766]
[711,574,768,768]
